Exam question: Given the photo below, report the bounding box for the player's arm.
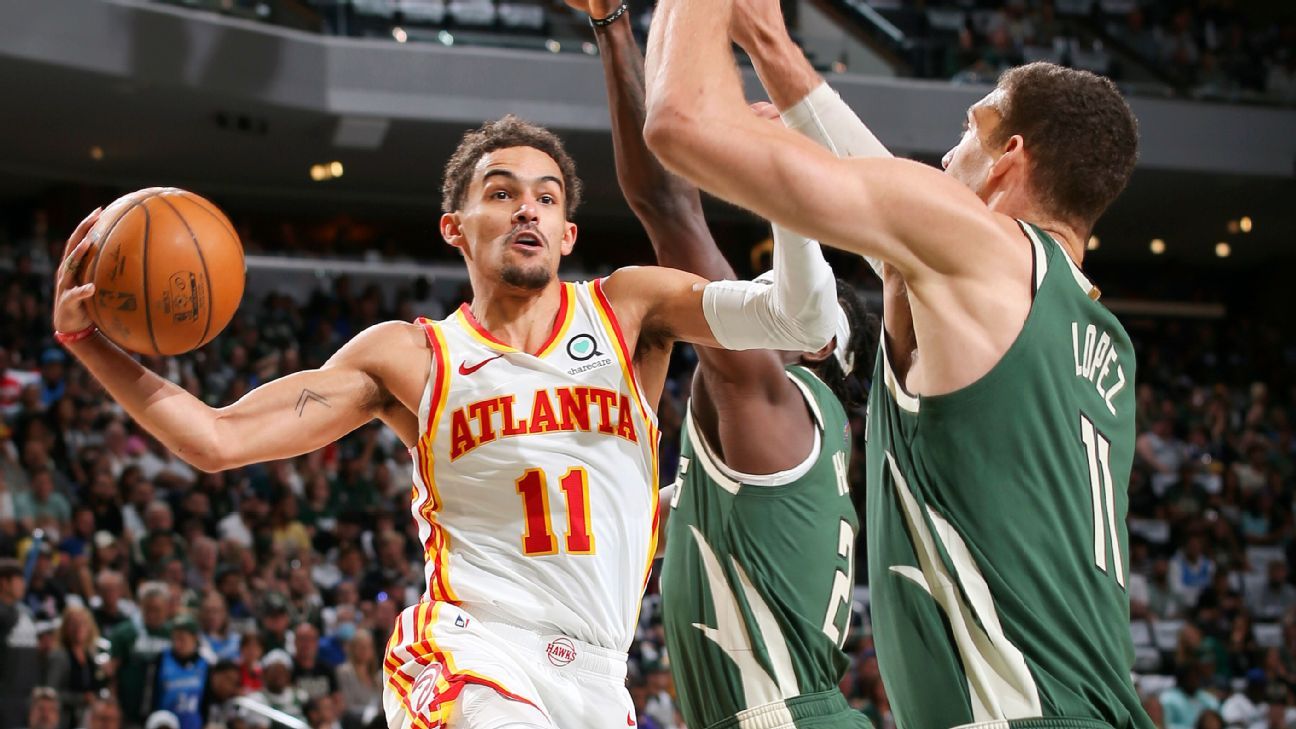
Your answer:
[642,0,1007,283]
[582,0,728,278]
[53,212,418,472]
[586,0,816,404]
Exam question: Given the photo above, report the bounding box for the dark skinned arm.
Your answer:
[591,8,816,478]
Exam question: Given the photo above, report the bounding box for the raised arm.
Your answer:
[642,0,1012,284]
[53,212,422,472]
[576,0,730,278]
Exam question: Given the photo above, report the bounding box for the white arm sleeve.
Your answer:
[701,230,837,353]
[780,82,894,278]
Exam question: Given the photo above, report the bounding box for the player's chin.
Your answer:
[500,262,553,290]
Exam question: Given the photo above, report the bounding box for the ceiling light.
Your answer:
[545,39,561,53]
[581,42,597,55]
[1150,238,1165,255]
[89,146,104,161]
[438,31,454,46]
[392,26,408,43]
[329,161,344,178]
[1086,235,1099,250]
[1240,216,1252,233]
[309,164,328,181]
[1215,242,1230,258]
[1227,220,1240,234]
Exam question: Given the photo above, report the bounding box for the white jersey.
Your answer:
[408,280,659,652]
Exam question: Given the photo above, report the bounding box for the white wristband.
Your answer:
[781,82,891,278]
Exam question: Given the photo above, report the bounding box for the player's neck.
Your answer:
[467,280,564,351]
[986,189,1086,267]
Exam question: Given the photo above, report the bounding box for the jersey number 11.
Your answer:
[1080,414,1125,588]
[516,467,596,556]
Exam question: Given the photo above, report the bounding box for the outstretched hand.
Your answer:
[52,207,103,335]
[563,0,622,21]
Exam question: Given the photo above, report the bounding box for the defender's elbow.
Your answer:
[644,104,698,166]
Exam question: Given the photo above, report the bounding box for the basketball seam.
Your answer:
[179,194,240,254]
[155,195,214,350]
[140,202,160,357]
[84,193,159,338]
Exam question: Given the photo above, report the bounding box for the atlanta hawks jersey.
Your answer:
[408,279,660,652]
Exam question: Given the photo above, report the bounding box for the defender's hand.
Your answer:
[52,207,102,334]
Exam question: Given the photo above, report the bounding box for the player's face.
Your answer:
[941,93,1007,200]
[443,146,577,291]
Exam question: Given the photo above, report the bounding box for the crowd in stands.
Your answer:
[1,203,1295,729]
[822,0,1296,104]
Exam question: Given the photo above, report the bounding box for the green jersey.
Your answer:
[865,224,1151,729]
[661,366,870,729]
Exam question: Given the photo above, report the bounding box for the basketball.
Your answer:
[80,187,245,356]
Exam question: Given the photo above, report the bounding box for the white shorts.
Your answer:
[382,601,634,729]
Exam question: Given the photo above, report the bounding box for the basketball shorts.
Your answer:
[383,601,635,729]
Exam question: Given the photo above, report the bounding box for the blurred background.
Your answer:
[0,1,1293,728]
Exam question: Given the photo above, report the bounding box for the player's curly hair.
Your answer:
[807,278,879,412]
[441,115,584,219]
[991,63,1138,230]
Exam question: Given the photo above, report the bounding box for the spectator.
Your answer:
[106,581,174,726]
[81,697,123,729]
[1247,560,1296,622]
[238,631,265,693]
[1149,557,1190,619]
[303,696,340,729]
[153,616,209,729]
[247,650,307,729]
[289,624,336,703]
[1220,668,1269,728]
[642,662,679,729]
[199,592,241,664]
[14,468,71,535]
[1,558,40,729]
[200,660,246,729]
[24,686,61,729]
[334,630,380,728]
[1161,665,1221,729]
[48,604,105,723]
[1171,534,1216,606]
[258,597,292,655]
[88,570,133,634]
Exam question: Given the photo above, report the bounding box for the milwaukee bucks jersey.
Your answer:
[865,223,1152,729]
[661,366,869,729]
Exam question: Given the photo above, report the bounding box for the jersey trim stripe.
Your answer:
[589,278,656,427]
[452,282,574,356]
[416,320,458,604]
[588,280,662,606]
[536,282,576,357]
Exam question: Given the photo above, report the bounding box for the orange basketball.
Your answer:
[80,187,245,356]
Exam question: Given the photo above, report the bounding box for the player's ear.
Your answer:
[441,212,467,254]
[989,133,1025,183]
[559,222,577,256]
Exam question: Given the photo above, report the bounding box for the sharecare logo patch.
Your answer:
[545,637,577,667]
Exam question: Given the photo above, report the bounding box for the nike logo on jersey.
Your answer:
[627,711,636,726]
[458,355,504,376]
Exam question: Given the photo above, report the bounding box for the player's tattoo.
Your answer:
[295,389,330,417]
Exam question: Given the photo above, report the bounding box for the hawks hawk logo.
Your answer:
[410,664,443,708]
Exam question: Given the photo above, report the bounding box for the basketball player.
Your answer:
[50,120,843,728]
[572,0,877,726]
[644,0,1151,726]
